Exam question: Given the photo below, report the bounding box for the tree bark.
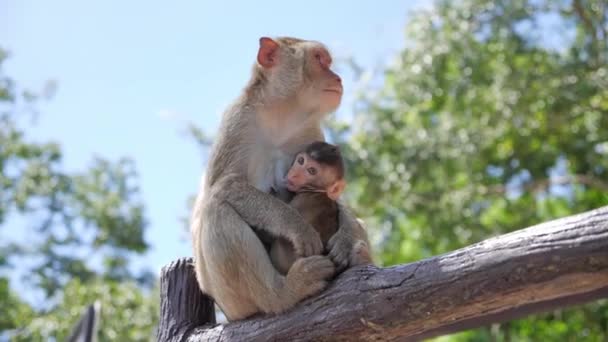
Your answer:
[158,206,608,342]
[157,258,216,341]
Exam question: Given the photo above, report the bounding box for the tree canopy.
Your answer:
[0,49,158,341]
[333,0,607,340]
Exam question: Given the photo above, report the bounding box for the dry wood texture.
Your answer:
[158,206,608,341]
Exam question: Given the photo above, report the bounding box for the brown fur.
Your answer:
[270,192,338,274]
[191,36,371,321]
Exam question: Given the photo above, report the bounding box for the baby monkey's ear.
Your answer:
[257,37,280,68]
[327,179,346,201]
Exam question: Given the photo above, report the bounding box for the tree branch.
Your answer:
[159,206,608,341]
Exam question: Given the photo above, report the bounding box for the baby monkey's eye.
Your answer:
[297,156,304,165]
[307,167,317,175]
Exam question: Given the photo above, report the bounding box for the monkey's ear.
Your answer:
[327,179,346,201]
[258,37,279,68]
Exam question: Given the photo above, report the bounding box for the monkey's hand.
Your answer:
[350,240,374,266]
[327,229,356,272]
[289,223,324,258]
[212,173,323,257]
[328,202,369,272]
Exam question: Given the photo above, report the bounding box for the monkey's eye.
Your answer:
[297,156,304,165]
[307,167,317,175]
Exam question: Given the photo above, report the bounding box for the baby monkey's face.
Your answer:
[285,152,345,200]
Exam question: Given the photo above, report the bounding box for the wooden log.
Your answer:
[157,258,216,341]
[158,205,608,341]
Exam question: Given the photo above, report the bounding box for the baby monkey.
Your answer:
[270,141,348,274]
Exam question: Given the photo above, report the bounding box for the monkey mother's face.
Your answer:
[257,37,343,116]
[298,44,343,115]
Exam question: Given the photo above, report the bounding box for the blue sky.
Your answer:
[1,0,428,284]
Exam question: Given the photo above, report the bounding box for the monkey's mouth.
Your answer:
[323,87,343,95]
[285,180,297,192]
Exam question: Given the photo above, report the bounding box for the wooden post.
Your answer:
[157,258,216,342]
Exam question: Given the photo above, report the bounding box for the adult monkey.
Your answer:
[191,37,370,321]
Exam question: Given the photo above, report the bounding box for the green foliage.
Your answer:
[11,279,159,342]
[0,277,35,332]
[0,49,157,340]
[336,0,608,340]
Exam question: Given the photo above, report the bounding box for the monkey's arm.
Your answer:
[210,174,323,257]
[327,202,372,271]
[289,193,338,244]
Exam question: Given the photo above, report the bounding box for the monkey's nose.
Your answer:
[335,75,342,84]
